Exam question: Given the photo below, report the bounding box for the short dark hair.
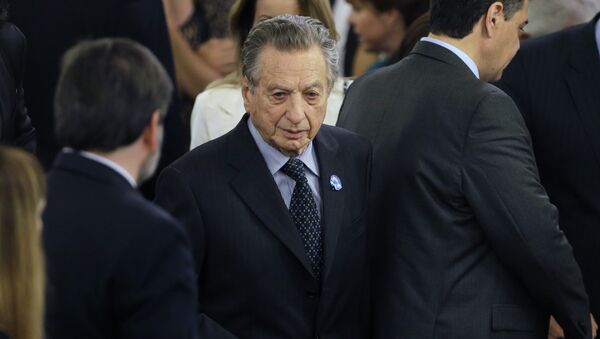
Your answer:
[363,0,430,28]
[54,38,172,151]
[430,0,524,38]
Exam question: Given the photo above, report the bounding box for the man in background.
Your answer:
[338,0,592,337]
[43,38,197,339]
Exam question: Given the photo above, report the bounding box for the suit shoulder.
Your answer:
[116,190,187,241]
[170,131,230,172]
[320,124,372,153]
[516,22,584,62]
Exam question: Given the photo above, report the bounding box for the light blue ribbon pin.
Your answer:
[329,175,342,191]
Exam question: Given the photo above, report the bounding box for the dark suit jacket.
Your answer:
[155,115,372,339]
[43,152,198,339]
[11,0,187,187]
[337,41,591,339]
[0,22,35,151]
[497,14,600,324]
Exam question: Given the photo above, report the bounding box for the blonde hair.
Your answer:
[208,0,338,89]
[0,147,45,339]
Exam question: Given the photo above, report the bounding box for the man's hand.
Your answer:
[198,38,237,76]
[548,315,598,338]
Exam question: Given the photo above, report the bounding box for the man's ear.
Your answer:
[483,1,505,38]
[241,76,253,114]
[142,110,161,152]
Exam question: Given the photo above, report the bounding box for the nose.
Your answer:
[286,92,305,125]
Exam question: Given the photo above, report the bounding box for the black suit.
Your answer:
[43,152,197,339]
[0,22,35,151]
[497,14,600,324]
[11,0,187,191]
[155,115,371,339]
[337,41,591,338]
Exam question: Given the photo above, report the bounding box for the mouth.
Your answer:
[282,129,307,140]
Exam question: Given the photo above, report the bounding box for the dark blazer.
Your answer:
[337,41,591,338]
[43,152,198,339]
[11,0,187,181]
[155,115,372,339]
[497,14,600,324]
[0,22,35,151]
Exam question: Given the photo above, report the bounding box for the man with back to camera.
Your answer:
[155,15,372,339]
[337,0,592,338]
[42,38,197,339]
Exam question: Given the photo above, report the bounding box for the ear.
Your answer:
[142,110,161,152]
[241,76,254,114]
[483,2,505,38]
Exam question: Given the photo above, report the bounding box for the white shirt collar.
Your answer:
[64,148,137,187]
[421,37,480,79]
[247,118,319,177]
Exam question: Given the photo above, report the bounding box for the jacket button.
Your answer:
[307,292,318,299]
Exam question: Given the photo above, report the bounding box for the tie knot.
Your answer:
[281,158,306,182]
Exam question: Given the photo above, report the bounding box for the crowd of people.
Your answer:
[1,0,599,338]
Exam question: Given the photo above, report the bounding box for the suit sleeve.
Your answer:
[112,216,198,339]
[155,166,239,339]
[461,91,592,339]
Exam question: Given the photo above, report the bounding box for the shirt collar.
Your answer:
[64,148,137,187]
[247,118,320,177]
[421,37,480,79]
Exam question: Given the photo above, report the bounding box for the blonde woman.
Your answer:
[0,146,45,339]
[189,0,347,149]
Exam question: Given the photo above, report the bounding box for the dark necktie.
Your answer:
[281,158,323,281]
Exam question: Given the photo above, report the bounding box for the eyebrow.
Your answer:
[266,81,325,93]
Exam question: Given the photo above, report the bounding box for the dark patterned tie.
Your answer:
[281,158,323,281]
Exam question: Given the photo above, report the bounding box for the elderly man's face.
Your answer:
[242,45,329,157]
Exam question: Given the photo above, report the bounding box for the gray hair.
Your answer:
[241,15,339,93]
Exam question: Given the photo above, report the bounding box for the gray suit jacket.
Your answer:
[337,41,591,339]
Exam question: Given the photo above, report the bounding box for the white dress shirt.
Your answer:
[65,148,137,187]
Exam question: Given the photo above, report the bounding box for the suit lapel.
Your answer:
[566,16,600,169]
[314,128,346,283]
[227,116,314,276]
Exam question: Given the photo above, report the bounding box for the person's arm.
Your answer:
[162,0,235,97]
[113,216,198,338]
[155,165,239,339]
[462,90,592,339]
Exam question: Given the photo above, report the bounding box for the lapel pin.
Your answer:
[329,175,342,191]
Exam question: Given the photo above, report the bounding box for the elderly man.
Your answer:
[43,38,197,339]
[337,0,592,338]
[155,15,372,339]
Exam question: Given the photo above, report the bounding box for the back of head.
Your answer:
[241,14,339,93]
[430,0,524,38]
[54,38,173,152]
[0,146,45,339]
